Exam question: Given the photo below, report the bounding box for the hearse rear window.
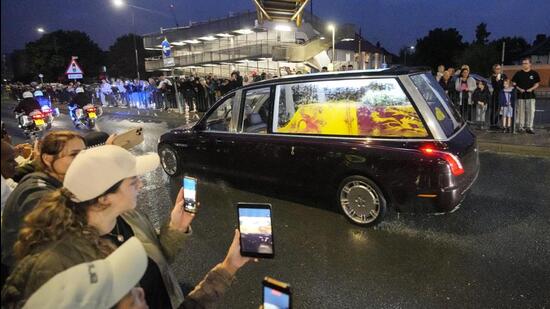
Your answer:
[410,73,462,136]
[273,78,428,138]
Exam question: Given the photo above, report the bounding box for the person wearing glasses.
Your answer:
[512,58,540,134]
[490,64,508,129]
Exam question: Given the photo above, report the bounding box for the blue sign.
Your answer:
[161,38,171,58]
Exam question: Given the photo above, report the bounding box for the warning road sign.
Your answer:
[65,58,84,75]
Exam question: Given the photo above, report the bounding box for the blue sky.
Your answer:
[2,0,549,54]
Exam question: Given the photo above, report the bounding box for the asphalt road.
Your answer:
[2,99,549,308]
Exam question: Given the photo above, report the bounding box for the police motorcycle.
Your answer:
[16,91,47,139]
[33,90,59,129]
[70,87,102,130]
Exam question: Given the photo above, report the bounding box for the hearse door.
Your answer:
[197,93,238,175]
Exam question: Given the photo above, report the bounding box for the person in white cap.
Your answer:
[23,237,149,309]
[2,145,252,309]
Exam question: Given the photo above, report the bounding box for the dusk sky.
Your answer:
[2,0,549,55]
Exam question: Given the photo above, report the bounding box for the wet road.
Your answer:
[2,100,549,308]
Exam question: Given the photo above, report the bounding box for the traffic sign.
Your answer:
[65,58,84,75]
[161,38,171,58]
[68,73,83,79]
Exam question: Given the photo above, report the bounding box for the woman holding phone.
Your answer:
[2,145,251,309]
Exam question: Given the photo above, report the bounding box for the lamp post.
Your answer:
[404,45,415,65]
[112,0,140,80]
[328,24,335,64]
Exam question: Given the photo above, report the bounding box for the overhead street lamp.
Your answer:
[404,45,415,65]
[328,24,335,64]
[112,0,140,80]
[37,27,45,33]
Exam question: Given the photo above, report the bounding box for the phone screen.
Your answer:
[182,176,197,213]
[263,285,290,309]
[238,204,273,258]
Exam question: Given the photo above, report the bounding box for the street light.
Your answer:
[113,0,125,8]
[112,0,140,80]
[37,27,45,33]
[404,45,415,65]
[328,24,335,64]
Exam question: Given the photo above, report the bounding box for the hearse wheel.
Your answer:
[158,144,181,176]
[337,175,387,227]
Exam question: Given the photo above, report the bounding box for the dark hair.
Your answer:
[521,57,531,64]
[460,68,469,76]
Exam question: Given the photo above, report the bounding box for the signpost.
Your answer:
[65,57,84,81]
[161,38,175,67]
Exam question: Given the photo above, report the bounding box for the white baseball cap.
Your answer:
[23,237,148,309]
[64,145,159,202]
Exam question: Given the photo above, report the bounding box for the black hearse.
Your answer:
[158,68,479,226]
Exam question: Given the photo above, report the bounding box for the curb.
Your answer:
[478,142,550,158]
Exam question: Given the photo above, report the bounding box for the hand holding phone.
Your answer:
[237,203,274,259]
[182,176,198,213]
[263,277,291,309]
[169,187,196,232]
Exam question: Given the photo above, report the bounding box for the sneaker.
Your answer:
[518,128,525,133]
[526,129,535,134]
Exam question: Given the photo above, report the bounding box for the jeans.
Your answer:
[475,103,487,123]
[516,99,536,130]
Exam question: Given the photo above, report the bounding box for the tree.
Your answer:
[533,34,547,47]
[456,44,499,76]
[24,30,105,82]
[490,37,530,64]
[474,23,491,45]
[412,28,466,70]
[107,33,155,79]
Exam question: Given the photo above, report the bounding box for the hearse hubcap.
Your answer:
[340,180,380,224]
[160,147,178,176]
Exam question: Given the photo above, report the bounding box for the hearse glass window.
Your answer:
[273,78,428,138]
[410,73,463,136]
[205,95,234,132]
[241,87,272,134]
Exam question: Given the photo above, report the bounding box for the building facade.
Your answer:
[142,11,393,77]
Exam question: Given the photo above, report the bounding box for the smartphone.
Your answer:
[263,277,291,309]
[237,203,274,258]
[182,176,197,213]
[112,127,144,149]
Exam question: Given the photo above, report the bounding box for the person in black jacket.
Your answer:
[196,78,210,113]
[69,87,90,121]
[14,91,41,116]
[472,80,491,129]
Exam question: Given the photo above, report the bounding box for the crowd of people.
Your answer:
[5,70,264,115]
[436,58,541,133]
[4,58,542,133]
[0,127,255,308]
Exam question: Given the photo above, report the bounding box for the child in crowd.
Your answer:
[499,78,515,133]
[472,80,491,129]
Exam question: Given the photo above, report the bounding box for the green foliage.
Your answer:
[24,30,105,82]
[107,33,154,79]
[412,28,467,70]
[456,44,499,76]
[489,37,530,64]
[474,23,491,45]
